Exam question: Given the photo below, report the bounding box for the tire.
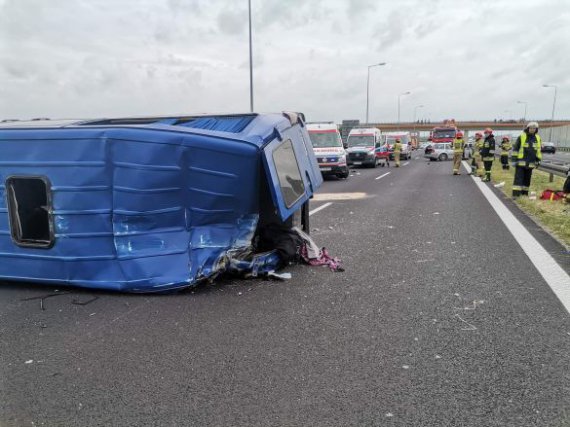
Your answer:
[439,153,448,161]
[338,167,350,179]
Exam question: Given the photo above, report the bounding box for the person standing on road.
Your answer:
[481,128,496,182]
[393,138,402,167]
[452,131,465,175]
[470,132,484,176]
[500,136,512,170]
[512,121,542,198]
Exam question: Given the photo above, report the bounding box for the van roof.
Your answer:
[307,123,338,132]
[348,127,380,135]
[0,113,303,150]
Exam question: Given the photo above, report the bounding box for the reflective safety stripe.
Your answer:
[518,133,542,160]
[512,185,523,190]
[483,157,494,161]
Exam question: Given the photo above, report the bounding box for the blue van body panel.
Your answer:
[0,113,321,292]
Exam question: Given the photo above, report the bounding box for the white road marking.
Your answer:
[313,192,368,201]
[375,172,391,180]
[403,162,410,166]
[309,202,333,216]
[462,160,570,314]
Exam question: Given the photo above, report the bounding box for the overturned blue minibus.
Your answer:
[0,112,322,292]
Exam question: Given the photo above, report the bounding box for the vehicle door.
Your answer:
[262,124,323,221]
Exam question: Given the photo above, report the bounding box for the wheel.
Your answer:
[439,153,448,161]
[338,167,350,179]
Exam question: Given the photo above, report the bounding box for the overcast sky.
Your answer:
[1,0,569,123]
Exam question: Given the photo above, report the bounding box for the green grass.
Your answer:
[489,160,570,247]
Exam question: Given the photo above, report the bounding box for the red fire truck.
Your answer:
[429,119,458,144]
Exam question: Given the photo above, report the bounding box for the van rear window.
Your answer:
[272,139,305,208]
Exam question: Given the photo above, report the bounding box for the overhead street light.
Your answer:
[542,84,558,141]
[365,62,387,123]
[517,100,528,122]
[413,104,424,123]
[248,0,254,112]
[398,91,411,127]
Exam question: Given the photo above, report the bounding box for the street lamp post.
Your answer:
[398,91,411,128]
[543,84,558,141]
[365,62,386,123]
[248,0,254,112]
[517,100,528,122]
[412,104,424,136]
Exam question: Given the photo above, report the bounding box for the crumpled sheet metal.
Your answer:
[0,126,262,292]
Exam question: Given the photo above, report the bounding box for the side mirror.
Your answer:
[343,142,348,149]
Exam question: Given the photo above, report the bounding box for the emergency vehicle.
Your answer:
[429,119,458,144]
[346,127,382,168]
[307,123,349,179]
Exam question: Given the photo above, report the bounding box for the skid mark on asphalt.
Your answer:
[309,202,332,216]
[375,172,391,180]
[462,160,570,314]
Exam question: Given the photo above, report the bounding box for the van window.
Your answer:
[272,139,305,208]
[347,135,374,147]
[6,176,54,248]
[308,132,341,148]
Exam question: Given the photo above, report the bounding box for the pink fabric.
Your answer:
[299,243,344,272]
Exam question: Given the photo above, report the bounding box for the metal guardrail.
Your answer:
[538,162,569,181]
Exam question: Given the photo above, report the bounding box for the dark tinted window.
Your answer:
[6,176,54,248]
[272,139,305,208]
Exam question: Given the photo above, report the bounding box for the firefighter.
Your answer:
[452,131,465,175]
[512,121,542,198]
[481,127,496,182]
[500,135,512,170]
[470,132,484,176]
[393,138,402,167]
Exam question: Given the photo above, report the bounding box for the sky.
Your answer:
[0,0,569,123]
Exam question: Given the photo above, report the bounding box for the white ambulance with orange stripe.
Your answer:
[307,122,350,179]
[346,127,382,168]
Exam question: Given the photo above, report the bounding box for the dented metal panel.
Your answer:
[0,113,321,292]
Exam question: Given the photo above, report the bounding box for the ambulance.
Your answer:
[346,127,382,168]
[307,122,349,179]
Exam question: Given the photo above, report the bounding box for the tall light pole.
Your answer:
[543,84,558,141]
[413,104,424,123]
[517,100,528,122]
[248,0,254,112]
[398,91,411,127]
[365,62,386,123]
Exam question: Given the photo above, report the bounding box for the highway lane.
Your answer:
[1,153,570,427]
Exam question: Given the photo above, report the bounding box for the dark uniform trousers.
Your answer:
[513,165,534,196]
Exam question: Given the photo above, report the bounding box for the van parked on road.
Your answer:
[346,127,382,168]
[384,132,412,160]
[307,122,349,179]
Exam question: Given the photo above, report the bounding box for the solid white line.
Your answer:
[309,202,332,216]
[462,160,570,314]
[403,162,410,166]
[375,172,391,180]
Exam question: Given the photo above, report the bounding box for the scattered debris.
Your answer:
[433,212,440,215]
[22,291,71,311]
[267,271,292,280]
[72,296,99,306]
[494,181,505,188]
[24,360,33,364]
[385,413,394,418]
[402,365,410,370]
[435,355,442,359]
[455,314,477,331]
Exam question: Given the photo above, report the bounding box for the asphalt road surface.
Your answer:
[1,154,570,427]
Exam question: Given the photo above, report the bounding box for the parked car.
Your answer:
[424,142,453,161]
[463,142,473,160]
[307,122,349,179]
[541,142,556,154]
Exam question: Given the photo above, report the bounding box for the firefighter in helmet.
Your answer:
[393,138,402,167]
[470,132,484,177]
[452,131,465,175]
[500,135,512,170]
[481,128,496,182]
[512,121,542,198]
